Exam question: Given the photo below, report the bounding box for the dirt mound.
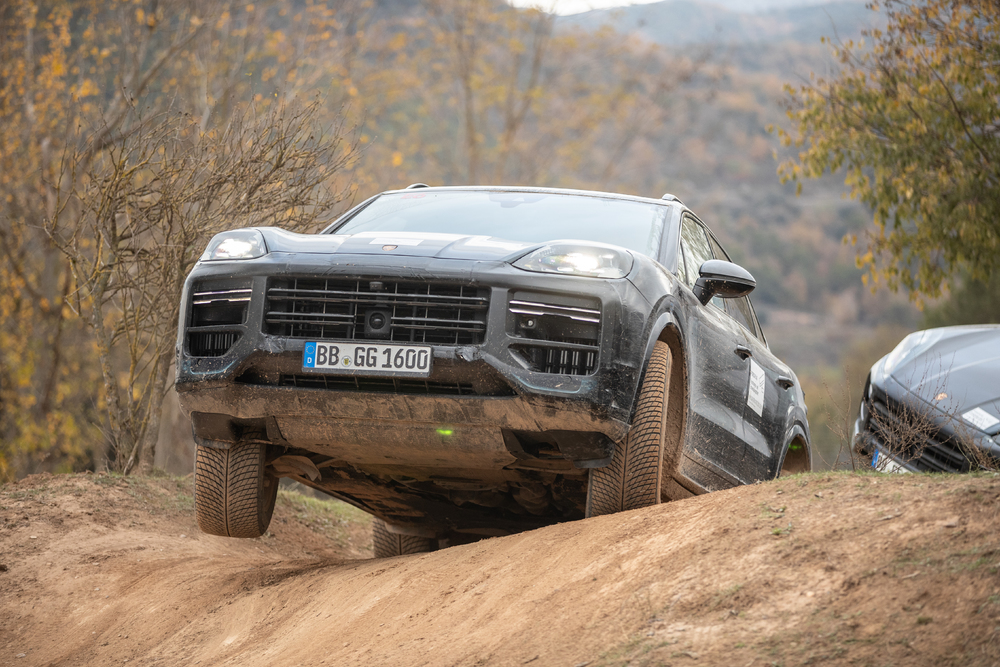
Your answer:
[2,471,999,666]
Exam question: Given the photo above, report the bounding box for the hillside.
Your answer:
[2,471,999,666]
[558,0,881,47]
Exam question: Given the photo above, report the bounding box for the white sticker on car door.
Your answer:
[747,359,765,417]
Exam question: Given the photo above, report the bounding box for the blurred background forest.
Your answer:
[0,0,981,480]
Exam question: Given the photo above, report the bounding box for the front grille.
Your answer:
[868,398,975,473]
[509,294,601,375]
[279,374,481,395]
[265,278,489,345]
[186,280,250,357]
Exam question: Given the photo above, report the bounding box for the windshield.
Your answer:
[331,191,668,258]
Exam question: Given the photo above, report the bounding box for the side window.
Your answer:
[676,243,689,285]
[679,216,713,290]
[727,296,758,339]
[706,233,731,262]
[706,229,760,340]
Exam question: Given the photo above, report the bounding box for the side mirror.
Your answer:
[693,259,756,306]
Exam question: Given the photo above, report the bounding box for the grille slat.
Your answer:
[265,312,355,323]
[267,290,488,309]
[509,299,601,323]
[265,278,489,345]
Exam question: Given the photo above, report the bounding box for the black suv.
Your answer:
[176,186,811,556]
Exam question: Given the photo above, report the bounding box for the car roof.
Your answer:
[379,185,680,209]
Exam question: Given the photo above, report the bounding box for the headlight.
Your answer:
[513,243,633,279]
[201,230,268,261]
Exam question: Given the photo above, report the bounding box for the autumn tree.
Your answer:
[0,0,360,478]
[776,0,1000,300]
[43,101,356,473]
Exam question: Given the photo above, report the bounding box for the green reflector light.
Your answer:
[436,428,454,436]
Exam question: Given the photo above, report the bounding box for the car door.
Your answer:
[705,233,790,477]
[677,215,754,484]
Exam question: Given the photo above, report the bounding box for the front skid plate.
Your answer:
[275,417,515,469]
[179,384,630,449]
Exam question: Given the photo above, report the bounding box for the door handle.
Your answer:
[776,376,794,390]
[734,345,752,360]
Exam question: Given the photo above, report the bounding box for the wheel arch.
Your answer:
[630,309,688,429]
[776,424,812,476]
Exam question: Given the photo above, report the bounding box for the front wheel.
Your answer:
[195,442,278,538]
[586,341,671,518]
[372,519,435,558]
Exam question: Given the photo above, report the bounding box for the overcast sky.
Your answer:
[507,0,865,15]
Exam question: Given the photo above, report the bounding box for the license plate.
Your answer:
[871,448,910,474]
[302,342,432,376]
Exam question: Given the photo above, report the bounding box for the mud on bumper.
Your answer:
[175,257,652,471]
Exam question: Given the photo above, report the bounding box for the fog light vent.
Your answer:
[186,279,251,357]
[188,331,242,357]
[508,293,601,375]
[510,342,599,376]
[192,287,251,326]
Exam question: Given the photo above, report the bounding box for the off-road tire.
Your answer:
[372,519,435,558]
[586,341,671,518]
[195,442,278,538]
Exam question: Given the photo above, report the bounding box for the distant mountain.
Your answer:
[557,0,883,46]
[679,0,865,12]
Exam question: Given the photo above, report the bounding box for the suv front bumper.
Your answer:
[175,254,655,470]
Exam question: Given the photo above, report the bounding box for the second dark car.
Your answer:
[175,186,812,555]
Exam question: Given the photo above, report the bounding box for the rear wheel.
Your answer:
[586,341,671,518]
[195,442,278,538]
[372,519,435,558]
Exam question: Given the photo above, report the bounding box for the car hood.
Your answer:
[260,227,535,261]
[887,325,1000,434]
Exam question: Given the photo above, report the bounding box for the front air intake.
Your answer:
[510,342,599,375]
[188,331,242,357]
[508,293,601,376]
[185,280,250,357]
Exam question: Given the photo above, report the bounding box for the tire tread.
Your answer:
[587,341,670,517]
[372,519,434,558]
[195,443,276,538]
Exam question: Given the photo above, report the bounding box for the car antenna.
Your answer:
[405,183,430,189]
[660,193,684,205]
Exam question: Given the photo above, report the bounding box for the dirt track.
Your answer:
[2,471,999,666]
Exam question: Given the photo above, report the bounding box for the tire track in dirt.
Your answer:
[2,472,999,666]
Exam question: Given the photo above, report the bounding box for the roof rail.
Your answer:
[405,183,430,189]
[660,193,684,205]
